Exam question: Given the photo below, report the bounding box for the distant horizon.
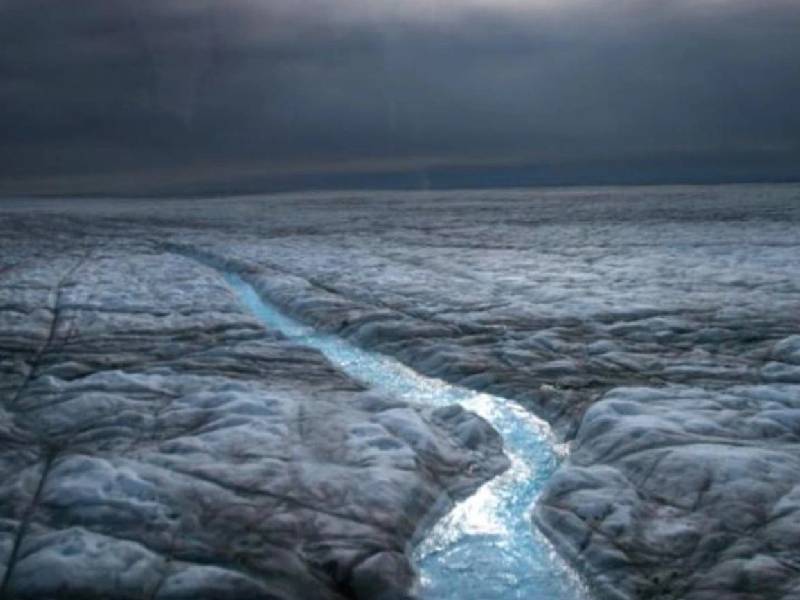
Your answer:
[3,179,800,203]
[3,159,799,199]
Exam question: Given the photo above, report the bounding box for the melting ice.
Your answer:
[225,272,591,600]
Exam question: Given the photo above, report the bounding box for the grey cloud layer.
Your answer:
[1,0,798,193]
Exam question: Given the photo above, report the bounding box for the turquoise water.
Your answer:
[225,272,591,600]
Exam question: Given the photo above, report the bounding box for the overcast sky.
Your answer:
[1,0,799,195]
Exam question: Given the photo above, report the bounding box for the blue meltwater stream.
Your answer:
[225,272,591,600]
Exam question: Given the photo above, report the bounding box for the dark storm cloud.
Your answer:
[1,0,799,194]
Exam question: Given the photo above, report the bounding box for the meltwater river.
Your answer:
[225,271,591,600]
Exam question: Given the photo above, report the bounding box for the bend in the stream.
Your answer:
[222,270,592,600]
